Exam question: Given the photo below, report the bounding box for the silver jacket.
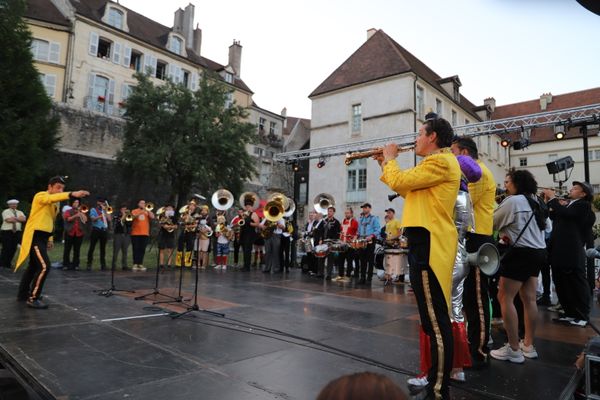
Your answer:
[451,190,475,323]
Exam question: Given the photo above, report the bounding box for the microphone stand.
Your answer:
[171,216,224,319]
[135,223,178,302]
[154,222,191,306]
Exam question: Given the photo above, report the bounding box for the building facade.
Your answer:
[308,29,508,222]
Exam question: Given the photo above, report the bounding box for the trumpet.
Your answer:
[145,202,154,212]
[104,200,113,214]
[344,144,414,165]
[80,204,89,213]
[237,218,245,226]
[123,210,133,222]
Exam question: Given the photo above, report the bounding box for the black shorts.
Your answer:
[158,232,176,249]
[499,247,547,282]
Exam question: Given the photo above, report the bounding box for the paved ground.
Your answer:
[0,265,595,399]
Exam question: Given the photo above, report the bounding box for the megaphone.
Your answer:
[467,243,500,276]
[586,247,600,259]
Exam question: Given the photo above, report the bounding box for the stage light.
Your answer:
[512,138,530,151]
[546,155,574,174]
[554,125,566,140]
[292,161,300,172]
[316,156,326,169]
[500,138,511,148]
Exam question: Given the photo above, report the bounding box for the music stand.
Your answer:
[95,261,135,297]
[135,228,178,302]
[171,218,224,319]
[154,229,191,306]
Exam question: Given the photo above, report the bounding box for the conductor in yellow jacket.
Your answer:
[378,116,460,400]
[16,176,89,309]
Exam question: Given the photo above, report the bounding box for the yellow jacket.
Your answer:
[468,160,496,236]
[15,191,70,270]
[380,149,460,305]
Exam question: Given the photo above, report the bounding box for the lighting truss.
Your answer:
[274,103,600,163]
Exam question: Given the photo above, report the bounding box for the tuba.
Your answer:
[313,193,335,215]
[267,192,290,211]
[212,189,234,211]
[239,191,259,210]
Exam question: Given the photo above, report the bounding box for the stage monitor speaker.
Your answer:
[466,242,499,276]
[546,156,574,174]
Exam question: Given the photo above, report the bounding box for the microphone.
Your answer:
[388,193,400,202]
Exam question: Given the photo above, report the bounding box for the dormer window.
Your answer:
[108,8,124,30]
[224,72,234,84]
[169,36,183,55]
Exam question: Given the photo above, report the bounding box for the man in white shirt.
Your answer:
[1,199,27,269]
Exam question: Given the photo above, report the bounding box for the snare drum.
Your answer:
[350,238,368,250]
[384,249,409,280]
[329,240,348,255]
[314,244,329,258]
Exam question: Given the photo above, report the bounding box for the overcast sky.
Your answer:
[119,0,600,119]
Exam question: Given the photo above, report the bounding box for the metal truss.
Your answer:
[274,103,600,162]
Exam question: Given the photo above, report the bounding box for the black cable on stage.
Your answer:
[161,309,516,400]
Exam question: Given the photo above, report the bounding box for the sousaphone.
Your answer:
[313,193,335,215]
[211,189,234,211]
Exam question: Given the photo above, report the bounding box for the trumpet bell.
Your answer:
[264,200,285,222]
[267,192,290,211]
[179,205,189,214]
[313,193,335,215]
[284,198,296,217]
[156,206,166,216]
[80,205,89,213]
[212,189,234,211]
[239,191,259,210]
[237,219,245,226]
[106,206,113,214]
[145,202,154,212]
[124,212,133,222]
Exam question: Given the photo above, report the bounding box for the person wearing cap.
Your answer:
[357,203,380,284]
[543,181,596,327]
[15,176,89,309]
[131,199,155,271]
[86,197,112,271]
[384,208,402,242]
[377,114,460,399]
[1,199,27,269]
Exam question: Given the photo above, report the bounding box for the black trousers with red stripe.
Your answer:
[18,231,52,301]
[406,227,452,400]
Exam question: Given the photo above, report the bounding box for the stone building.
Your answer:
[307,29,508,221]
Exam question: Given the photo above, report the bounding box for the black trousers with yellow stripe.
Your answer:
[18,231,52,302]
[406,227,452,400]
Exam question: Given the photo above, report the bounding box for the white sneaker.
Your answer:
[214,265,221,270]
[570,319,588,327]
[222,265,227,270]
[490,344,525,363]
[519,341,538,359]
[138,265,147,272]
[132,264,140,272]
[451,371,466,382]
[407,376,428,387]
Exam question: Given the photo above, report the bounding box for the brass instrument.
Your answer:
[285,220,294,235]
[264,200,285,222]
[198,219,213,237]
[104,200,113,214]
[239,191,259,210]
[212,189,234,211]
[283,198,296,218]
[80,204,89,213]
[313,193,335,215]
[122,210,133,223]
[267,192,290,211]
[215,223,234,241]
[237,218,245,226]
[145,202,154,212]
[159,215,177,233]
[260,220,278,239]
[156,206,166,216]
[344,144,414,165]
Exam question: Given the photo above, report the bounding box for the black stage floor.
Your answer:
[0,266,595,400]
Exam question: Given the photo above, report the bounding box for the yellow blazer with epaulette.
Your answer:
[468,160,496,236]
[15,191,70,271]
[380,149,460,306]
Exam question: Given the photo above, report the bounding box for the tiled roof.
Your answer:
[24,0,70,27]
[66,0,253,93]
[309,29,480,120]
[492,87,600,143]
[283,116,310,136]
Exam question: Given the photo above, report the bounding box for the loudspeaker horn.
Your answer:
[467,243,499,277]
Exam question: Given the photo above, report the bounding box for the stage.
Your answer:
[0,266,595,399]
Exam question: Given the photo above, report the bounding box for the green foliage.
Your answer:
[0,0,60,201]
[592,194,600,213]
[117,72,257,206]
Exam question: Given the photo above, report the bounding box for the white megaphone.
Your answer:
[466,243,500,277]
[586,247,600,259]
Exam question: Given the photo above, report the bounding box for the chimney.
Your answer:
[367,28,377,40]
[228,40,242,78]
[483,97,496,113]
[539,92,553,111]
[173,8,184,33]
[182,3,195,48]
[281,107,287,128]
[192,24,202,55]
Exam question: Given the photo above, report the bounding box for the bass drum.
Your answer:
[384,249,409,283]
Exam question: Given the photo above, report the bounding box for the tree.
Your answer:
[117,72,257,206]
[0,0,59,201]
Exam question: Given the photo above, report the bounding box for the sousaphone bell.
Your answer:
[239,191,259,210]
[211,189,234,211]
[313,193,335,215]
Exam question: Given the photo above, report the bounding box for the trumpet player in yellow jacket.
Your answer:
[16,176,89,309]
[377,116,460,400]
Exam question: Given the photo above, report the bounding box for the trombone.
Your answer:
[344,144,414,165]
[145,202,154,212]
